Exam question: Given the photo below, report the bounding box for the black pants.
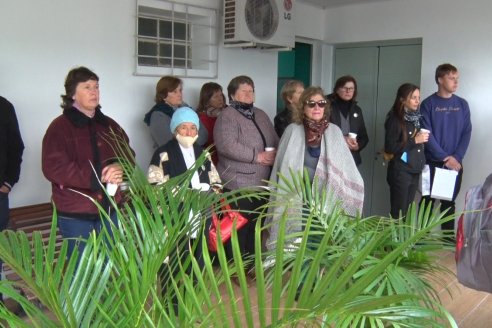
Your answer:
[387,160,420,219]
[420,161,463,231]
[159,215,211,314]
[222,190,267,266]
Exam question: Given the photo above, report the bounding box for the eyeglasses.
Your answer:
[305,100,327,108]
[341,87,355,92]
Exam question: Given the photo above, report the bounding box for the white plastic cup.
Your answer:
[420,128,430,134]
[106,183,118,196]
[348,132,357,139]
[265,147,275,152]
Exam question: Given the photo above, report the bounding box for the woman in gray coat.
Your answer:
[214,75,279,262]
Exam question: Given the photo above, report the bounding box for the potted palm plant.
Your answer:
[0,150,457,327]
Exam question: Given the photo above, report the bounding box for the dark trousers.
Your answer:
[387,161,420,219]
[159,215,211,314]
[0,192,9,302]
[420,161,463,231]
[223,192,266,267]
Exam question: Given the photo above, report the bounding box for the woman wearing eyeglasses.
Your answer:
[326,75,369,166]
[266,87,364,249]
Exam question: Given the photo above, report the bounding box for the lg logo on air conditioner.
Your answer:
[283,0,292,20]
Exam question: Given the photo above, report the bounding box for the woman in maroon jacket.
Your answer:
[42,66,133,259]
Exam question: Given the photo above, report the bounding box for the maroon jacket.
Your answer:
[42,107,132,219]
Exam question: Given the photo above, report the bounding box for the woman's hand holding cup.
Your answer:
[258,147,276,166]
[416,128,430,144]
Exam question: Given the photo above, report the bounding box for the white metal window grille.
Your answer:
[136,0,218,78]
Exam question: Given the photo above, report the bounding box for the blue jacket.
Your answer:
[420,93,472,163]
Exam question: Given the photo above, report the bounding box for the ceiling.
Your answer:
[299,0,392,9]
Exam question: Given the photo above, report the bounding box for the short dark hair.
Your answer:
[197,82,224,112]
[155,76,182,103]
[61,66,99,110]
[435,63,458,84]
[333,75,358,100]
[227,75,254,101]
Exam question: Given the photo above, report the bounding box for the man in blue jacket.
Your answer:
[0,96,24,301]
[420,63,472,235]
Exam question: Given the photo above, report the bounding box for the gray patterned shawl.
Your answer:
[266,123,364,250]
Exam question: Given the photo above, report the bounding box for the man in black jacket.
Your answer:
[0,96,24,301]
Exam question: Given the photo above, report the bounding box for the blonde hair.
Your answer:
[280,80,304,110]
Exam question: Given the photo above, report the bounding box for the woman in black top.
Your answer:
[327,75,369,166]
[384,83,429,219]
[274,80,304,137]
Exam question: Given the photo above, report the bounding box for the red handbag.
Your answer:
[208,200,248,252]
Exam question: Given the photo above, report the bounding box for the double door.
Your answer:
[333,43,422,216]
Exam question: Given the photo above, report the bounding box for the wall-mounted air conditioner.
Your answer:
[223,0,295,50]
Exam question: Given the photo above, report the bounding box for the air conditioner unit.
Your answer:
[223,0,295,50]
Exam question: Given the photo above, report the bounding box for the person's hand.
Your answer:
[415,131,429,144]
[101,163,124,184]
[345,136,359,151]
[444,156,462,171]
[0,185,10,194]
[257,150,276,166]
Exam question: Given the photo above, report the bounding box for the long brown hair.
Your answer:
[389,83,420,145]
[197,82,225,112]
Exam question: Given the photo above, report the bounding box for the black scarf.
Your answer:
[64,106,108,128]
[143,102,175,126]
[229,100,254,119]
[403,108,421,129]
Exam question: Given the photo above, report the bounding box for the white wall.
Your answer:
[0,0,281,207]
[323,0,492,211]
[7,0,483,213]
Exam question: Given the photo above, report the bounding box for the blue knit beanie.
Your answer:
[170,107,200,133]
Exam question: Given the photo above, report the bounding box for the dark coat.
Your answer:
[42,107,132,218]
[384,111,425,174]
[149,139,212,185]
[0,97,24,190]
[273,108,291,138]
[327,94,369,166]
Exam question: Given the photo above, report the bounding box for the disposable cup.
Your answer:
[106,183,118,196]
[420,128,430,134]
[265,147,275,152]
[348,132,357,139]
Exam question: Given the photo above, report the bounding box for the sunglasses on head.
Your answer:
[305,100,327,108]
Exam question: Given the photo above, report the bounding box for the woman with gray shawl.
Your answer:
[266,86,364,250]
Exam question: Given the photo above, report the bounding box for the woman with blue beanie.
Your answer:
[148,106,221,259]
[148,106,220,189]
[148,106,221,310]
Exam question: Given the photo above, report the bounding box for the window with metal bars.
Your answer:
[136,1,218,78]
